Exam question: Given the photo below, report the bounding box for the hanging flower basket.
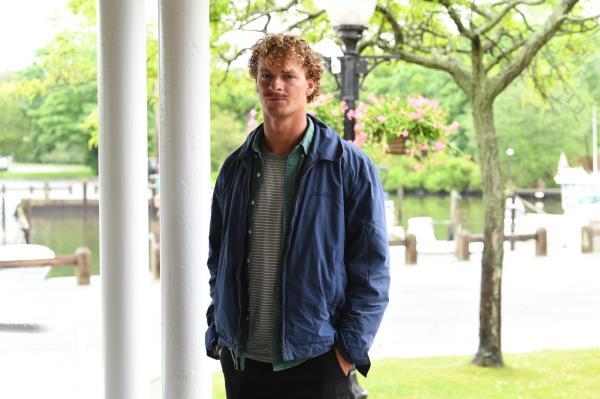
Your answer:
[306,93,459,158]
[386,136,407,154]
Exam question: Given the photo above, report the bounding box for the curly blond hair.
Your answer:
[248,34,323,103]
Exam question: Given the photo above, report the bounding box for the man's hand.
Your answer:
[334,346,353,377]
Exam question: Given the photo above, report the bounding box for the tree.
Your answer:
[211,0,599,366]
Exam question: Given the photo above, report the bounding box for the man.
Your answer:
[206,33,390,399]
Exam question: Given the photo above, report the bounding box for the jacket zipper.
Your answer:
[280,157,317,360]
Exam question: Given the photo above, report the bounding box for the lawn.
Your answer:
[210,348,600,398]
[0,163,94,180]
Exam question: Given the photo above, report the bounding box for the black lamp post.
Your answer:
[322,1,397,141]
[336,25,366,141]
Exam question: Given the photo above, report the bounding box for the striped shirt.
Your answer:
[246,151,287,362]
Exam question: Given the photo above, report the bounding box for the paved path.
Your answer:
[1,245,599,398]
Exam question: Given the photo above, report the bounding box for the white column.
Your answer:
[158,0,212,398]
[97,0,149,398]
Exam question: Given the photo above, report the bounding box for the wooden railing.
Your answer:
[455,228,547,261]
[0,247,91,285]
[389,234,417,265]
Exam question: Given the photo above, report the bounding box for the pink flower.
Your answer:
[419,143,429,151]
[432,141,446,151]
[427,99,439,109]
[376,115,387,123]
[341,100,348,110]
[400,129,409,138]
[354,123,364,132]
[408,111,425,121]
[346,109,355,120]
[414,163,426,171]
[447,121,460,133]
[319,93,334,101]
[408,96,428,109]
[351,131,367,148]
[248,109,257,118]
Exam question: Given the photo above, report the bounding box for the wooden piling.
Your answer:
[455,230,470,261]
[404,233,417,265]
[75,247,91,285]
[536,228,547,256]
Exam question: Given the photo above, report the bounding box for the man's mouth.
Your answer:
[267,96,287,101]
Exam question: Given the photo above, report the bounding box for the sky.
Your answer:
[0,0,72,73]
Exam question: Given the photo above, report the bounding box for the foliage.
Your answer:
[363,147,481,193]
[494,80,593,188]
[0,81,34,160]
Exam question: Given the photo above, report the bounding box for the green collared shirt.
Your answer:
[243,116,314,371]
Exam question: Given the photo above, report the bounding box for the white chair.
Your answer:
[407,217,456,254]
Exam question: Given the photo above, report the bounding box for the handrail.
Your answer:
[0,247,91,285]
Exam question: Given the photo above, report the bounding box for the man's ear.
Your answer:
[306,79,315,96]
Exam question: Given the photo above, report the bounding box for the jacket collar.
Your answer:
[236,114,343,162]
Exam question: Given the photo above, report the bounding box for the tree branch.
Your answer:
[488,0,579,100]
[484,37,527,73]
[439,0,475,39]
[286,10,325,32]
[477,0,544,36]
[395,49,472,95]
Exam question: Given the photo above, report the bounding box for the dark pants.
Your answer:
[220,349,350,399]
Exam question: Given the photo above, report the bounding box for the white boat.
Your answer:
[554,152,600,221]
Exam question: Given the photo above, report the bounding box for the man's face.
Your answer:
[256,56,315,121]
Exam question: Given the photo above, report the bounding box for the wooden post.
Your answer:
[581,225,593,253]
[149,233,160,279]
[404,233,417,265]
[455,230,470,261]
[75,247,91,285]
[535,228,547,256]
[15,206,31,244]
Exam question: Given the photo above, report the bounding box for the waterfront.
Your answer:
[16,192,564,277]
[1,245,598,398]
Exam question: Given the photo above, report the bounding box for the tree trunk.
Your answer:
[470,94,505,367]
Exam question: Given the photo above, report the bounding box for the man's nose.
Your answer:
[269,76,284,91]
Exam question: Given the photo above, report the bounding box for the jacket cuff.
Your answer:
[205,327,220,360]
[335,330,371,377]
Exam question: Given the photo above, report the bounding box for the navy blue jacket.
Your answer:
[205,115,390,375]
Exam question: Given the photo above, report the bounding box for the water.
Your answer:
[391,193,562,240]
[21,194,562,277]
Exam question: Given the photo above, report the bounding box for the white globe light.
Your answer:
[506,148,514,156]
[322,0,376,27]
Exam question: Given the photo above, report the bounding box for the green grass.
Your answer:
[0,163,94,180]
[210,349,600,398]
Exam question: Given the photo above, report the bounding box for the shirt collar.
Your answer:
[251,116,314,155]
